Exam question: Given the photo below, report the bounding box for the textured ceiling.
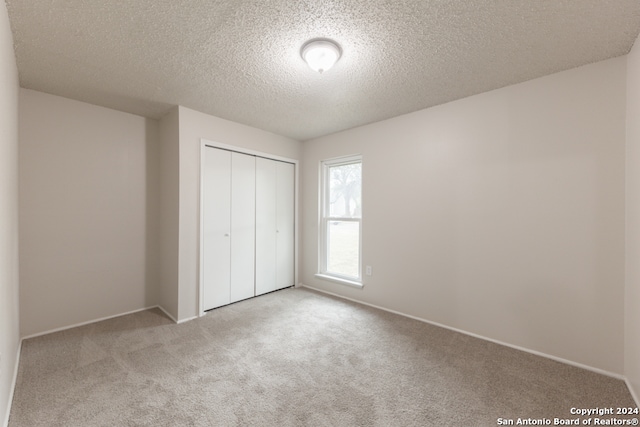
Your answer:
[6,1,640,141]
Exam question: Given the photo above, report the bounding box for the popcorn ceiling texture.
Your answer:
[6,0,640,140]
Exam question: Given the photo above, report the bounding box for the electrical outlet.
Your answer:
[365,266,372,276]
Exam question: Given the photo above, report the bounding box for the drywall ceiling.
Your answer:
[6,1,640,141]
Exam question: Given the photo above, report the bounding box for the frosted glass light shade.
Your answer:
[301,40,341,73]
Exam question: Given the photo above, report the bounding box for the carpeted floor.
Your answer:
[9,288,638,426]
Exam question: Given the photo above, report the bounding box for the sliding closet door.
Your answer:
[202,147,232,310]
[230,152,256,303]
[255,158,277,296]
[202,146,294,310]
[276,161,295,290]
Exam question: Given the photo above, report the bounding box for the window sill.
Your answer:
[315,274,364,289]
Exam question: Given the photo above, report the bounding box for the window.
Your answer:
[319,155,362,285]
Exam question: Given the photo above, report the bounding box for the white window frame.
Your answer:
[316,155,363,288]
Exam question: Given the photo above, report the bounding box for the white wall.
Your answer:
[158,107,180,320]
[176,106,301,320]
[19,89,160,336]
[626,36,640,403]
[0,1,20,425]
[301,57,627,374]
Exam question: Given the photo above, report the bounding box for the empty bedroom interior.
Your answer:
[2,1,640,425]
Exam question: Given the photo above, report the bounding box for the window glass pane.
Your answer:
[329,163,361,218]
[327,220,360,278]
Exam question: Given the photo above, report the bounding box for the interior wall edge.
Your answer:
[625,29,640,411]
[299,284,626,380]
[0,0,20,424]
[158,106,180,320]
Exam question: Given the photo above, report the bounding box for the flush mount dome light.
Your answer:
[301,39,341,73]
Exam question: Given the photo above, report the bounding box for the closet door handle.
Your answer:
[224,233,230,237]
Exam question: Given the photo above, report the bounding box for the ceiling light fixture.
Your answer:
[301,39,341,74]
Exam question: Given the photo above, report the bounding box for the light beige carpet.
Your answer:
[9,288,637,426]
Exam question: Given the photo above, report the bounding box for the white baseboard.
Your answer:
[3,340,22,427]
[20,304,194,342]
[19,305,196,344]
[626,378,640,408]
[21,305,160,341]
[155,305,178,323]
[177,315,198,324]
[300,284,626,381]
[155,305,196,324]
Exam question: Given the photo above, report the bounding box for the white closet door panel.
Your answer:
[255,157,277,296]
[276,161,295,290]
[203,147,231,310]
[230,152,256,303]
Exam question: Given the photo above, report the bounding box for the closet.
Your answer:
[255,157,295,296]
[202,146,295,311]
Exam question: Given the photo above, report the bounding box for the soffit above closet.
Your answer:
[6,0,640,141]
